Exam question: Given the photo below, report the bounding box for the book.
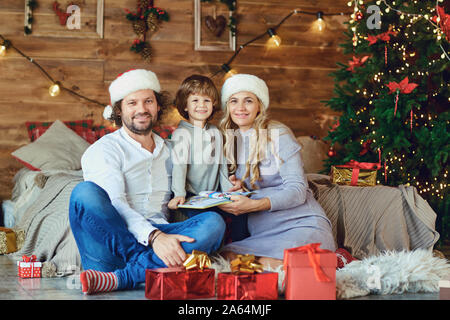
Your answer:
[177,191,253,209]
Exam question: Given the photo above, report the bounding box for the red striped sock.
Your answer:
[80,270,119,295]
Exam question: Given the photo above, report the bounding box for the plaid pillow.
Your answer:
[92,125,118,141]
[26,120,94,142]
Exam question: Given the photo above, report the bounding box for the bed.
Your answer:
[3,120,440,277]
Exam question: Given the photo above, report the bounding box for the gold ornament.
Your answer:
[140,45,152,63]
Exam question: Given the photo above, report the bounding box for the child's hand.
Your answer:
[227,175,244,192]
[168,196,186,210]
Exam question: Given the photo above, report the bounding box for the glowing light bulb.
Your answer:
[267,28,281,47]
[49,83,61,97]
[314,12,326,32]
[0,45,6,57]
[221,64,237,80]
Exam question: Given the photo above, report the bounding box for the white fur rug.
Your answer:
[209,249,450,299]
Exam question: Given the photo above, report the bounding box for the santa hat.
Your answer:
[104,69,161,119]
[221,74,269,110]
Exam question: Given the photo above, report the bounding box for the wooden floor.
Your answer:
[0,255,443,301]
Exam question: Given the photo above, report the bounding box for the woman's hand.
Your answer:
[150,230,195,267]
[168,196,185,210]
[218,195,271,216]
[227,175,244,192]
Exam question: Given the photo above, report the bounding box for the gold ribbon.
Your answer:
[183,250,211,270]
[230,254,264,274]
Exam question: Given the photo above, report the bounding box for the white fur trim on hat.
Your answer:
[221,74,269,110]
[109,69,161,105]
[103,105,113,120]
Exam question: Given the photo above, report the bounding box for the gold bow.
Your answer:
[183,250,211,270]
[230,254,263,274]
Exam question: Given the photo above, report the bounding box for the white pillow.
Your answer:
[12,120,90,171]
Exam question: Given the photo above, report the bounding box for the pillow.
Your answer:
[12,120,91,171]
[92,125,118,141]
[26,120,94,142]
[296,136,330,174]
[152,125,176,139]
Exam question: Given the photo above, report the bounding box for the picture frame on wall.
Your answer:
[24,0,104,39]
[194,0,236,51]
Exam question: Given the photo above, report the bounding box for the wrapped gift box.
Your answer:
[439,276,450,300]
[283,243,337,300]
[17,255,42,278]
[331,160,381,186]
[0,227,18,254]
[145,267,215,300]
[217,272,278,300]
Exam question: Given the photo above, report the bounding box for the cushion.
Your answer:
[26,120,94,142]
[296,136,330,174]
[92,125,117,142]
[152,125,176,139]
[12,120,91,171]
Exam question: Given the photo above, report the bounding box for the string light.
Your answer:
[266,28,282,47]
[314,11,326,32]
[0,44,6,57]
[221,63,237,80]
[48,82,61,97]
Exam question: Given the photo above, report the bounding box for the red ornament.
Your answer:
[355,11,364,21]
[347,55,370,73]
[328,147,336,157]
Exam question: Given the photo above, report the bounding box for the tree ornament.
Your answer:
[386,77,418,117]
[355,11,363,21]
[346,55,369,73]
[328,147,336,157]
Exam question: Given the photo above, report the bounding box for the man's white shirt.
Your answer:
[81,127,172,246]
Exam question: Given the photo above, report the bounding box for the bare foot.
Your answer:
[220,251,239,261]
[257,256,283,270]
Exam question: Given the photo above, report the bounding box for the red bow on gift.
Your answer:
[336,157,382,186]
[386,77,418,117]
[347,55,370,73]
[284,243,333,282]
[22,255,37,262]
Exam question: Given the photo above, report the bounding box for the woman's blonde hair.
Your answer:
[219,96,284,189]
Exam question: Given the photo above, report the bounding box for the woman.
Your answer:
[218,74,336,268]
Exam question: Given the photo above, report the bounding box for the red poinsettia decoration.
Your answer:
[386,77,418,117]
[432,5,450,41]
[367,30,397,45]
[386,76,418,94]
[347,55,370,73]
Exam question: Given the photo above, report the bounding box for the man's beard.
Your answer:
[122,112,155,135]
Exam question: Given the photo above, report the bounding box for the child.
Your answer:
[168,74,249,243]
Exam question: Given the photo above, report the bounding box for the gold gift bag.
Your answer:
[331,160,381,187]
[0,227,18,254]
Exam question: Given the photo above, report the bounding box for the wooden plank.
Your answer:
[0,57,104,81]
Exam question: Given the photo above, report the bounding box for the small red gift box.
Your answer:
[217,272,278,300]
[145,267,215,300]
[17,255,42,278]
[283,243,337,300]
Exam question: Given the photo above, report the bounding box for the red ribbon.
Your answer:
[283,243,333,283]
[22,255,37,262]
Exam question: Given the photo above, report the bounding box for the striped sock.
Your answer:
[80,270,119,295]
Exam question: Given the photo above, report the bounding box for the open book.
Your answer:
[177,191,253,209]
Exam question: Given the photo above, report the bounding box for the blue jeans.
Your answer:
[69,181,225,290]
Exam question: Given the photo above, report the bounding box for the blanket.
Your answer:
[307,174,440,259]
[7,172,440,277]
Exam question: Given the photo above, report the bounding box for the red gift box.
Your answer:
[145,267,215,300]
[217,271,278,300]
[17,255,42,278]
[283,243,336,300]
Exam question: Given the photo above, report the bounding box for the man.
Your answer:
[69,69,227,295]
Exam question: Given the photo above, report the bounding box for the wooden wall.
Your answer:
[0,0,349,200]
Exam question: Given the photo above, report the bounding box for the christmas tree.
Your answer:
[323,0,449,241]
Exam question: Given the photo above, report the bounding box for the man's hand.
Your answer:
[168,196,185,210]
[151,230,195,267]
[227,175,244,192]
